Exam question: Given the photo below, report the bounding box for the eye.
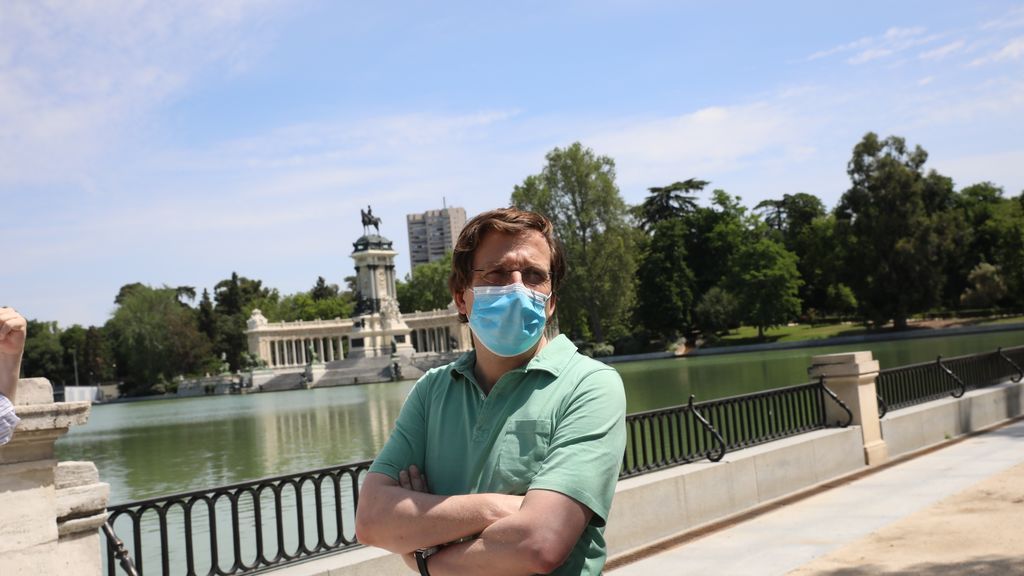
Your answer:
[522,268,550,287]
[482,269,509,284]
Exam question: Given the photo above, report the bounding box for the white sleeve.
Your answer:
[0,394,19,445]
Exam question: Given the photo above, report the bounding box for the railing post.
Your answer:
[808,352,889,466]
[0,377,108,575]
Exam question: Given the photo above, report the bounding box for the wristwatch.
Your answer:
[414,545,440,576]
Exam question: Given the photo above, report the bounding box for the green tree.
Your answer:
[836,133,954,329]
[635,219,695,342]
[756,193,828,315]
[984,194,1024,307]
[634,178,708,232]
[213,273,272,371]
[694,286,740,339]
[20,320,64,382]
[727,235,803,339]
[197,289,217,342]
[511,142,637,343]
[83,326,115,385]
[396,253,453,313]
[959,262,1007,308]
[685,190,753,298]
[59,324,88,386]
[107,285,212,395]
[311,276,339,301]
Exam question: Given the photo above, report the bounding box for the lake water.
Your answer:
[56,328,1024,505]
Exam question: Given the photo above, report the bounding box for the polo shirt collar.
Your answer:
[450,334,579,381]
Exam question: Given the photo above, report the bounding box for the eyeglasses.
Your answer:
[472,266,551,289]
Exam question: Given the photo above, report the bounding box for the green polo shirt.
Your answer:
[369,334,626,575]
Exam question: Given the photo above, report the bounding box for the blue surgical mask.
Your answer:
[468,283,550,357]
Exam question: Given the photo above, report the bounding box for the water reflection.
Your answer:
[59,382,414,504]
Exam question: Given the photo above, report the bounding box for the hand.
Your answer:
[0,308,27,357]
[399,464,430,493]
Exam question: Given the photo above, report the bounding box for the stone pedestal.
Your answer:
[809,352,889,466]
[306,361,327,388]
[0,378,107,576]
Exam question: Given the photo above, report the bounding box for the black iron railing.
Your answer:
[876,345,1024,414]
[620,378,850,479]
[104,460,371,576]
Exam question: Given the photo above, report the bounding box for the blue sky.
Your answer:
[4,1,1024,327]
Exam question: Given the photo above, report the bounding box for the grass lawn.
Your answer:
[709,315,1024,348]
[973,315,1024,326]
[712,323,868,347]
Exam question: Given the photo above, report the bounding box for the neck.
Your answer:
[473,335,548,394]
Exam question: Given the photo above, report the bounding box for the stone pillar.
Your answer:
[809,352,889,466]
[337,337,345,360]
[0,378,106,576]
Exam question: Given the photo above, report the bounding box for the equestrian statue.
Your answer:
[361,205,382,235]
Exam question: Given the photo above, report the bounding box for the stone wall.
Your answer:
[0,378,108,576]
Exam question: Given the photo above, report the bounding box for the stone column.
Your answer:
[337,337,345,360]
[809,351,889,466]
[0,378,107,576]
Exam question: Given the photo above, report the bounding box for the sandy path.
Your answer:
[787,462,1024,575]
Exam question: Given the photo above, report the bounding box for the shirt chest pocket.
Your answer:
[494,419,552,494]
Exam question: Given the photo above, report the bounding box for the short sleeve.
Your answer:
[0,393,19,446]
[367,377,429,481]
[527,368,626,527]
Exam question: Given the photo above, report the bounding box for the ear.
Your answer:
[546,294,557,320]
[454,288,469,318]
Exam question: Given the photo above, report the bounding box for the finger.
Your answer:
[409,465,425,492]
[398,469,411,490]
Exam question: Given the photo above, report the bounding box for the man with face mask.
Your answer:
[0,307,27,446]
[356,208,627,576]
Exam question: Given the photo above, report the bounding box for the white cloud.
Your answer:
[981,6,1024,30]
[809,26,939,65]
[919,40,966,60]
[970,37,1024,66]
[0,0,280,186]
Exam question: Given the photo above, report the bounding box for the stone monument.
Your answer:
[348,206,415,358]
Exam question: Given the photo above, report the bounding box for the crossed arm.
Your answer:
[355,467,593,575]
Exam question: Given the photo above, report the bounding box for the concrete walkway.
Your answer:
[610,418,1024,576]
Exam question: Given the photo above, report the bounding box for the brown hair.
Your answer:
[449,207,566,322]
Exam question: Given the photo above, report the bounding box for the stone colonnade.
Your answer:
[409,325,455,353]
[265,335,350,367]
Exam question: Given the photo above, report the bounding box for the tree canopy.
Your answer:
[511,142,638,343]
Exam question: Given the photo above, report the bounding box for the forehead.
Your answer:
[473,229,551,267]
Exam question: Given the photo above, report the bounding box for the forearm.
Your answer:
[0,350,21,402]
[355,482,522,553]
[427,508,564,576]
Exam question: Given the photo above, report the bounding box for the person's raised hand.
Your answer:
[0,308,27,358]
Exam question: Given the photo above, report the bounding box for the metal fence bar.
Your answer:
[877,345,1024,415]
